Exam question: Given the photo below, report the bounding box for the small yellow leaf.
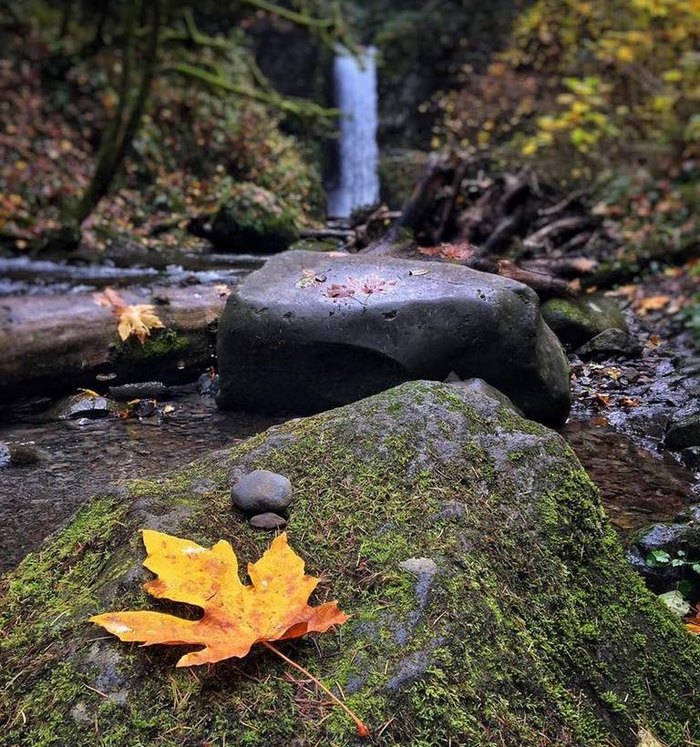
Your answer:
[116,304,165,344]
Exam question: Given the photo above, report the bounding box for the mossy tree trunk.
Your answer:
[75,0,162,224]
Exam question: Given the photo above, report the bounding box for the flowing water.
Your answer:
[327,47,380,218]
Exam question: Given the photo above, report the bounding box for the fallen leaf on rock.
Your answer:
[325,283,356,299]
[645,335,663,349]
[658,590,689,617]
[296,269,327,289]
[620,397,641,408]
[115,304,165,344]
[91,531,369,737]
[91,530,347,664]
[77,388,101,398]
[94,287,165,344]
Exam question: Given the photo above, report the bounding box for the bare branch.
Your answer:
[166,61,339,119]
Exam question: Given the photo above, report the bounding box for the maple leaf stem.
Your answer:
[260,641,370,738]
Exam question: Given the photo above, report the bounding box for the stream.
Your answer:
[1,256,698,574]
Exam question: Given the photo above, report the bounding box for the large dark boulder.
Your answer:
[2,382,698,746]
[217,250,570,424]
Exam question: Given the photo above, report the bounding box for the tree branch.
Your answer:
[166,61,339,119]
[240,0,336,29]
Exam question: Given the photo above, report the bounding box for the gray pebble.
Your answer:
[249,512,287,530]
[231,469,292,515]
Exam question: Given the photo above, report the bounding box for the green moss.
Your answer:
[111,329,191,362]
[1,382,698,746]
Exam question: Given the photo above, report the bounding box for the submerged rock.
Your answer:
[217,250,570,424]
[2,381,697,746]
[541,294,627,350]
[0,441,46,468]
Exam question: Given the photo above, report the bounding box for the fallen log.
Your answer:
[360,154,576,298]
[0,285,227,402]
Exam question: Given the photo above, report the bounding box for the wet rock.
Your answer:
[249,512,287,530]
[541,294,628,351]
[3,381,699,745]
[109,382,169,400]
[217,249,571,425]
[637,523,689,555]
[680,447,700,470]
[629,518,700,593]
[231,469,292,515]
[197,371,219,397]
[49,393,115,420]
[576,328,643,361]
[0,441,46,468]
[665,413,700,449]
[626,547,678,593]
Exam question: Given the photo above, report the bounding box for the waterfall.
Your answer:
[327,47,380,219]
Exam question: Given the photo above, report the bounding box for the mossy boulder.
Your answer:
[210,182,299,254]
[2,381,698,746]
[541,294,628,351]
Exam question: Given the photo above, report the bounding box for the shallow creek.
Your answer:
[0,257,697,573]
[1,391,696,573]
[0,392,281,571]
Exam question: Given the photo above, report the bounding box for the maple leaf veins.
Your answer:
[90,530,348,667]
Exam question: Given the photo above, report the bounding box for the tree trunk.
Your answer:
[75,0,162,224]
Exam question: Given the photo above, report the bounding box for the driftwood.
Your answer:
[360,151,617,298]
[0,285,226,402]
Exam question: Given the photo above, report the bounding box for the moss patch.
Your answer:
[1,381,698,746]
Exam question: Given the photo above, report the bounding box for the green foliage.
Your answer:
[433,0,700,183]
[211,181,300,250]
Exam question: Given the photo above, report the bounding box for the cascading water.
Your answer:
[327,46,380,219]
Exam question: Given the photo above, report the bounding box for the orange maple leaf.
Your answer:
[91,530,347,665]
[91,531,369,737]
[94,287,165,344]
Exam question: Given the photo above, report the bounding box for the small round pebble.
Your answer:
[249,512,287,530]
[231,469,292,515]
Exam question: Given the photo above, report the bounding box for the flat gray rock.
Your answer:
[248,512,287,530]
[217,250,570,424]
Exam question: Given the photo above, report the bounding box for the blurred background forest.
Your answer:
[0,0,698,337]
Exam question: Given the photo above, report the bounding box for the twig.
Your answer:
[261,641,370,738]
